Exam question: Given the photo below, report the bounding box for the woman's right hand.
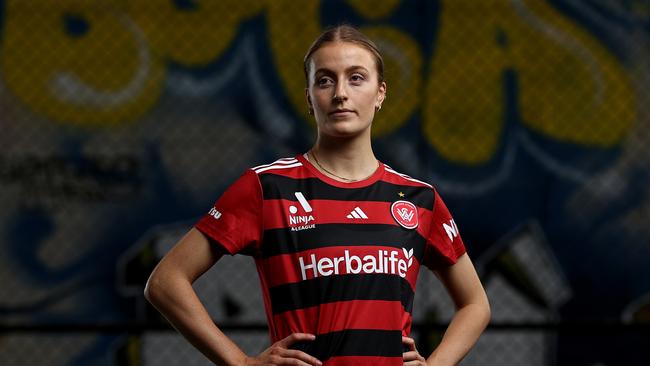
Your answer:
[244,333,322,366]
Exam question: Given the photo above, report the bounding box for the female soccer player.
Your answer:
[145,25,490,366]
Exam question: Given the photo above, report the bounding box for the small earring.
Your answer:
[376,105,382,111]
[308,108,314,115]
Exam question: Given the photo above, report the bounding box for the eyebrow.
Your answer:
[314,65,370,75]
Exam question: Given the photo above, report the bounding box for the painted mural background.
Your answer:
[1,0,649,365]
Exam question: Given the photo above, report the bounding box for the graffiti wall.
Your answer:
[1,0,649,365]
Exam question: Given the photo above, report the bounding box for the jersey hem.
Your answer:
[194,224,238,255]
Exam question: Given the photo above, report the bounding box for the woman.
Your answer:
[145,25,490,366]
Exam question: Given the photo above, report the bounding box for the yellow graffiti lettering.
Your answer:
[509,0,634,146]
[424,0,634,164]
[2,0,165,126]
[1,0,635,147]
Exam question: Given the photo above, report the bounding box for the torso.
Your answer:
[253,155,435,365]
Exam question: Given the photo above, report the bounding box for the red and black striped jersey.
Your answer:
[195,154,466,366]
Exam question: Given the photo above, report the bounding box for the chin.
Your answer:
[321,118,371,138]
[323,127,370,139]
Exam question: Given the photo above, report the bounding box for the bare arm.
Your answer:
[426,253,491,366]
[144,228,321,366]
[144,228,249,365]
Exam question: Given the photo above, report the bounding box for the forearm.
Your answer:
[145,274,247,366]
[426,302,490,366]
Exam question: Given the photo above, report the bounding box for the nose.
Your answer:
[333,80,348,102]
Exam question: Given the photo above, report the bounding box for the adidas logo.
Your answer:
[346,207,368,219]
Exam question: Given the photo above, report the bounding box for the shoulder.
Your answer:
[381,163,434,190]
[249,156,304,176]
[381,163,439,210]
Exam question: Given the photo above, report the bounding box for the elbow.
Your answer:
[144,270,164,306]
[463,291,491,328]
[481,293,492,327]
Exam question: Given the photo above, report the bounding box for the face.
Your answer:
[306,42,386,139]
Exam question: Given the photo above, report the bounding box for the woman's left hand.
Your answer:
[402,336,427,366]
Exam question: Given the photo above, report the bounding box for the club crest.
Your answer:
[390,200,418,229]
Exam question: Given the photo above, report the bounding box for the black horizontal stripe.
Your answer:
[259,174,434,208]
[261,223,426,260]
[270,274,414,314]
[290,329,403,360]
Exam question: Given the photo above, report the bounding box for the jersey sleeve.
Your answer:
[422,189,467,270]
[194,169,263,256]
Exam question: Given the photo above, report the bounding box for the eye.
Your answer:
[350,73,365,84]
[317,76,334,87]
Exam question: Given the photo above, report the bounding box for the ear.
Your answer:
[376,81,387,108]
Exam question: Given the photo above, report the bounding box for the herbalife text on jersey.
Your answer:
[298,249,411,280]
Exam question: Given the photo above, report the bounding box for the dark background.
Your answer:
[1,0,649,365]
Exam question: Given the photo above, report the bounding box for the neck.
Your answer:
[310,133,378,182]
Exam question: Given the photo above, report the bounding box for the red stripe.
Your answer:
[263,199,432,238]
[271,300,407,339]
[324,356,403,366]
[257,245,420,289]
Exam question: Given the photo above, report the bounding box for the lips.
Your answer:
[329,108,355,116]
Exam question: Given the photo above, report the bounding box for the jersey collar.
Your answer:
[297,153,385,188]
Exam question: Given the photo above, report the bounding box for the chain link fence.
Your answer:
[2,0,650,365]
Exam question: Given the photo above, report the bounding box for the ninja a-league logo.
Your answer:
[288,192,315,231]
